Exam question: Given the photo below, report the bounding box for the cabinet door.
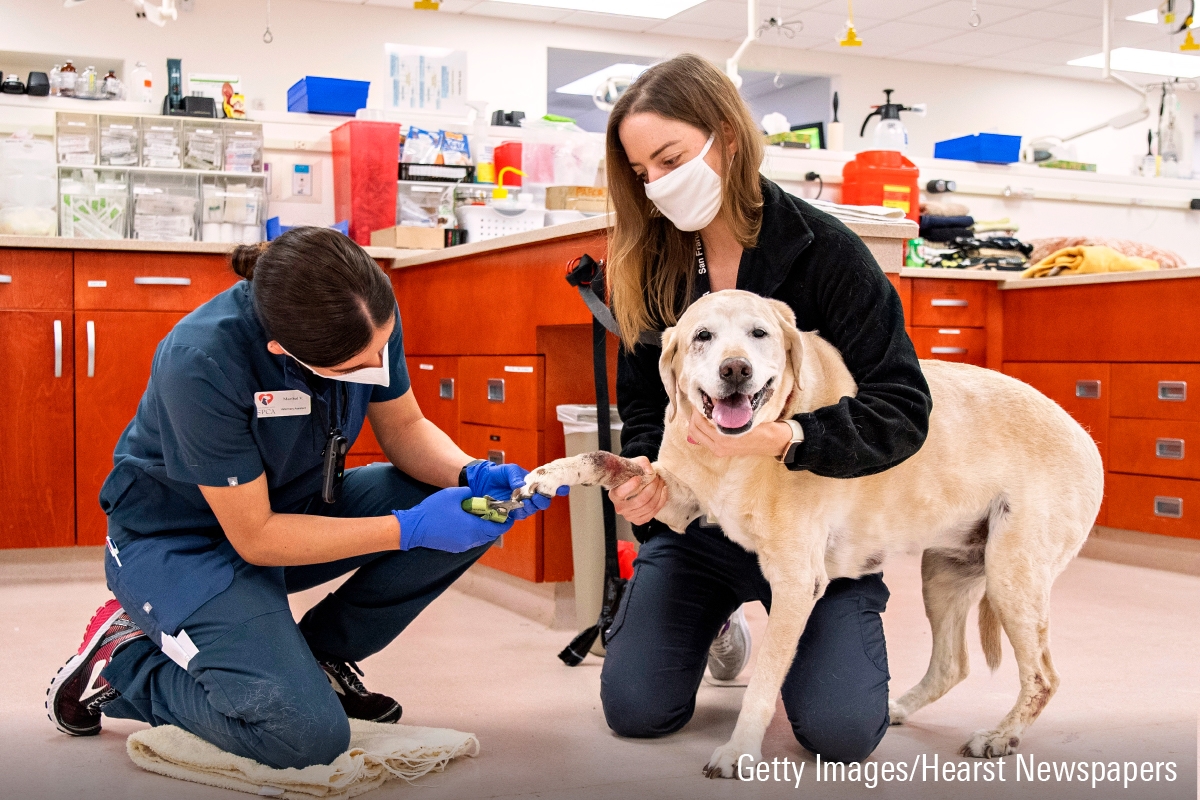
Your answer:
[405,356,460,443]
[0,311,75,548]
[75,311,185,546]
[459,356,544,430]
[911,326,987,366]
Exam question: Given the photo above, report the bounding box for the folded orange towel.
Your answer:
[1021,245,1159,279]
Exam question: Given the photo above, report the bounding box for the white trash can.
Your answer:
[558,404,636,656]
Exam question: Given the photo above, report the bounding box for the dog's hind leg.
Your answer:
[888,544,985,725]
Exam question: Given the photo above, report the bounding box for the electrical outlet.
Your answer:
[292,164,313,197]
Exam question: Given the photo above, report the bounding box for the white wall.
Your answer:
[3,0,1197,177]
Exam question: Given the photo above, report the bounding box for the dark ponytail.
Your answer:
[230,227,395,368]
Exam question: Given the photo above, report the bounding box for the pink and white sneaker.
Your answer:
[47,598,146,736]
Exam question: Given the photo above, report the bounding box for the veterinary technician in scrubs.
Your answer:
[47,227,556,769]
[599,55,932,762]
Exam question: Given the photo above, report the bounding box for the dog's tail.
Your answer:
[978,593,1002,672]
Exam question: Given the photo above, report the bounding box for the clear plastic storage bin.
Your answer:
[200,175,265,243]
[140,119,183,169]
[397,181,456,227]
[182,120,223,171]
[56,113,98,166]
[0,132,58,235]
[98,116,141,167]
[222,121,263,173]
[131,172,198,241]
[59,168,130,239]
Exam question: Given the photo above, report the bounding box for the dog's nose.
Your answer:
[719,358,753,386]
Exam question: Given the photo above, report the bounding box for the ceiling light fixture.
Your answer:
[1069,46,1200,77]
[555,63,650,95]
[487,0,704,19]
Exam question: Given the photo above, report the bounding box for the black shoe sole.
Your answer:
[368,703,403,724]
[46,653,101,736]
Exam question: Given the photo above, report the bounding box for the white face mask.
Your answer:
[642,134,722,232]
[288,342,391,387]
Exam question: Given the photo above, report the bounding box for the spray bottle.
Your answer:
[859,89,926,154]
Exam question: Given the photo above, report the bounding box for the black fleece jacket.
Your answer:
[617,178,932,540]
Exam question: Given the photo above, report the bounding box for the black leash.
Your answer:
[559,254,626,666]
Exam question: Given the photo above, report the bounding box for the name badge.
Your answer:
[254,390,311,418]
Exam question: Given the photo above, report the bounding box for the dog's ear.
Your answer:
[767,299,806,414]
[658,325,683,423]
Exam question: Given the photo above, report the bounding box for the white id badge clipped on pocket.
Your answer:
[254,390,311,418]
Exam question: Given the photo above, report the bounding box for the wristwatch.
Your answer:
[777,419,804,465]
[458,459,487,487]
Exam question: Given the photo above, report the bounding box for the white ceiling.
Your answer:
[329,0,1197,80]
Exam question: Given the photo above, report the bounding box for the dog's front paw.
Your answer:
[703,743,758,779]
[887,698,909,726]
[516,467,565,501]
[960,730,1021,758]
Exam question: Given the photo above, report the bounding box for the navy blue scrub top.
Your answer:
[101,280,411,535]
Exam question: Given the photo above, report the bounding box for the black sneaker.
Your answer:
[47,599,147,736]
[319,659,402,724]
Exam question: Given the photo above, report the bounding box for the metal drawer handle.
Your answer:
[1158,381,1187,402]
[439,378,455,400]
[418,363,434,371]
[53,319,63,378]
[134,276,192,286]
[930,298,968,307]
[487,449,505,464]
[504,365,534,374]
[1154,496,1183,519]
[487,378,505,403]
[937,328,961,335]
[1075,380,1101,399]
[931,347,967,354]
[1156,438,1185,460]
[86,320,96,378]
[0,274,11,284]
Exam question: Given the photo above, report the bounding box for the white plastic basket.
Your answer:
[455,204,544,243]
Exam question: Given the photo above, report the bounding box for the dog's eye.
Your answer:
[695,329,712,342]
[751,328,768,339]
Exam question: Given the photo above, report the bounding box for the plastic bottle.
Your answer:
[59,60,77,98]
[49,65,61,97]
[130,62,153,104]
[80,66,98,99]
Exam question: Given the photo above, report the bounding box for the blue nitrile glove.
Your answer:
[394,487,513,553]
[463,461,569,521]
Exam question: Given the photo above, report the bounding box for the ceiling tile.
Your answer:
[982,9,1099,39]
[898,1,1029,30]
[780,8,880,39]
[808,0,943,21]
[669,0,754,27]
[646,19,742,38]
[557,9,660,30]
[998,40,1107,64]
[467,1,574,22]
[1048,0,1151,17]
[892,48,976,64]
[983,0,1064,9]
[919,29,1042,55]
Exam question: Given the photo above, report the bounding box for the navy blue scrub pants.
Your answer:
[599,522,891,763]
[100,463,490,769]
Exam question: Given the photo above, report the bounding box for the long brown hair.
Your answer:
[231,227,395,367]
[606,54,764,349]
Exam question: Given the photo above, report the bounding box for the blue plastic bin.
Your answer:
[287,77,370,116]
[933,133,1022,164]
[266,217,350,241]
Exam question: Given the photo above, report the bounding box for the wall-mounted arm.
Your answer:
[725,0,759,89]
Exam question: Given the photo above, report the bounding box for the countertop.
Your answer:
[901,265,1200,289]
[0,234,420,263]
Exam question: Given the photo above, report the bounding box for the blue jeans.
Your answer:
[599,523,890,763]
[101,463,491,769]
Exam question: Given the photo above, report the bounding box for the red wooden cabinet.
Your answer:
[0,310,76,548]
[74,311,185,545]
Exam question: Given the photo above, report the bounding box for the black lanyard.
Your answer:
[692,232,712,304]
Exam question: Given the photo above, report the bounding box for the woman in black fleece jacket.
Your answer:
[597,55,932,765]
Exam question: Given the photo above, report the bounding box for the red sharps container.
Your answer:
[331,120,400,246]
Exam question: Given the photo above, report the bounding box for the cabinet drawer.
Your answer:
[1109,418,1200,480]
[1105,472,1200,539]
[910,279,988,327]
[407,356,460,442]
[0,249,73,310]
[75,251,237,311]
[910,326,986,366]
[1003,362,1109,465]
[459,422,543,581]
[459,356,544,430]
[1111,364,1200,421]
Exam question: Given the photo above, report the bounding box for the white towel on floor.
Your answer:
[126,720,479,799]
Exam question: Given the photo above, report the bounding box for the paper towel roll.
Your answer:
[202,223,221,242]
[827,122,844,152]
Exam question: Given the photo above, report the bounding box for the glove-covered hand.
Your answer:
[394,487,513,553]
[463,461,568,521]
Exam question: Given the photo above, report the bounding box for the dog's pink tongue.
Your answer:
[713,394,753,429]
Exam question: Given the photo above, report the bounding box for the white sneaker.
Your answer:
[707,605,751,681]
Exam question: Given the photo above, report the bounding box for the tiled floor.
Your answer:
[2,550,1196,800]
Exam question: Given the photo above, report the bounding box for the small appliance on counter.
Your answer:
[1,74,25,94]
[26,72,50,96]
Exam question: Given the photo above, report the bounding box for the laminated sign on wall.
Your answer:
[386,44,467,114]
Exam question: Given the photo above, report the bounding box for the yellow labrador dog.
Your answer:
[516,290,1103,778]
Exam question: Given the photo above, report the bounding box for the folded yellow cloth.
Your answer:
[127,720,479,799]
[1021,245,1159,279]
